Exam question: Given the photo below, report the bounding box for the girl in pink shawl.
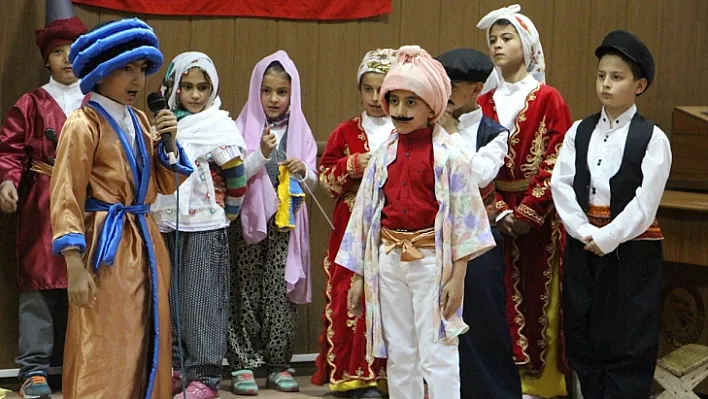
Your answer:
[227,50,317,396]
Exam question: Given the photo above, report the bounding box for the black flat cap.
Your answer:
[596,30,655,91]
[436,48,494,84]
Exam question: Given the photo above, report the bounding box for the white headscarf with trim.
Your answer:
[477,4,546,93]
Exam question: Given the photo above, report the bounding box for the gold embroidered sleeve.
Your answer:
[515,100,572,227]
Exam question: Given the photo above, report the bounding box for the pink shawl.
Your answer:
[236,50,316,304]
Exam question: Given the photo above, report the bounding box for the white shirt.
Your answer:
[550,104,672,254]
[456,108,509,187]
[42,77,84,118]
[360,111,394,153]
[492,73,538,134]
[90,92,137,150]
[242,123,318,192]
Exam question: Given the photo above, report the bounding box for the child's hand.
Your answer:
[65,251,97,308]
[511,218,532,235]
[441,277,464,319]
[260,125,277,158]
[0,180,18,213]
[584,238,605,257]
[498,214,517,237]
[439,111,458,134]
[357,153,371,172]
[348,275,364,318]
[282,157,306,178]
[154,109,178,138]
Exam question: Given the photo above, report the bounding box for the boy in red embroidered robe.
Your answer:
[314,48,395,398]
[477,5,572,398]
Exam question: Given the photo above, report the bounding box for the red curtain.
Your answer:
[71,0,392,20]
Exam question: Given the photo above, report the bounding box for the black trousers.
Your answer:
[563,238,663,399]
[459,227,521,399]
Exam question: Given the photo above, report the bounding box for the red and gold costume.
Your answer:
[479,83,572,376]
[313,116,388,391]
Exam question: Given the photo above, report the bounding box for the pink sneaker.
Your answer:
[173,381,220,399]
[172,370,183,395]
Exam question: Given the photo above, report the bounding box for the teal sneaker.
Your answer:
[20,374,52,398]
[265,371,299,393]
[230,370,258,396]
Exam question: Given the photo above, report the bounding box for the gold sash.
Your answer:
[381,227,436,262]
[29,160,54,177]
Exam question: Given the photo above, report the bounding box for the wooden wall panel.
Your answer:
[399,0,442,56]
[316,21,361,139]
[358,0,402,55]
[626,0,664,131]
[231,18,279,113]
[585,0,628,114]
[190,18,237,114]
[549,1,591,120]
[438,0,482,53]
[143,17,191,100]
[0,0,706,369]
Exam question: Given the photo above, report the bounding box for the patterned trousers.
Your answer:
[227,218,298,374]
[163,228,230,390]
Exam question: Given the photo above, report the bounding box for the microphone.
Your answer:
[147,92,177,166]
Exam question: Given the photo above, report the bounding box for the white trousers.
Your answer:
[379,246,460,399]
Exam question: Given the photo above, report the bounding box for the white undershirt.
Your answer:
[42,77,84,118]
[90,91,137,150]
[492,73,538,134]
[360,111,394,153]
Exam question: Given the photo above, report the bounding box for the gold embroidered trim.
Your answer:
[506,83,542,177]
[322,251,380,385]
[520,115,549,179]
[535,217,564,373]
[344,192,357,212]
[510,240,531,365]
[496,178,530,192]
[516,204,545,225]
[355,116,370,152]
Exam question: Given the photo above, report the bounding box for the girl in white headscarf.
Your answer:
[152,51,247,399]
[476,5,573,399]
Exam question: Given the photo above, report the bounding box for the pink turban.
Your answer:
[380,45,451,124]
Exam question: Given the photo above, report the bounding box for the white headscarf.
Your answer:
[152,51,246,215]
[477,4,546,93]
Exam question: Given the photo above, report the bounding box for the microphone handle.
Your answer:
[154,111,178,166]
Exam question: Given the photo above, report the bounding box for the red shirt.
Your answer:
[381,127,438,231]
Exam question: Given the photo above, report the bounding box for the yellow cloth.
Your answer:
[29,159,54,176]
[520,264,568,397]
[0,387,9,398]
[275,164,306,231]
[330,379,380,392]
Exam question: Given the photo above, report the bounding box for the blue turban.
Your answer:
[70,18,163,94]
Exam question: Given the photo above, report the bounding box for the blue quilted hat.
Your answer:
[70,18,163,94]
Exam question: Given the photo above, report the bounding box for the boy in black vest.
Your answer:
[550,30,672,399]
[437,48,522,399]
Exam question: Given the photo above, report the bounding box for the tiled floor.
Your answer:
[1,376,332,398]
